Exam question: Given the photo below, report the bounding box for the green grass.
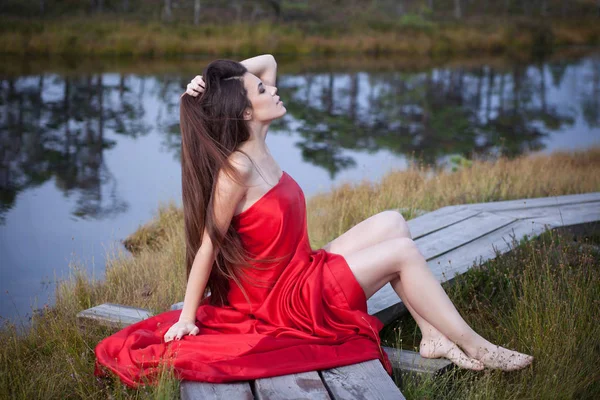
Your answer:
[1,147,599,398]
[382,226,600,399]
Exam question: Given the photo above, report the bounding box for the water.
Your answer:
[1,51,599,325]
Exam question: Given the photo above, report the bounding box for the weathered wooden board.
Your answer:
[180,381,254,400]
[464,192,600,212]
[320,359,405,400]
[429,219,557,284]
[255,370,331,400]
[76,303,153,329]
[367,284,406,324]
[492,201,600,228]
[382,346,452,376]
[405,206,477,239]
[414,211,517,260]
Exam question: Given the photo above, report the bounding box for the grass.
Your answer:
[382,226,600,399]
[0,16,599,58]
[1,146,599,398]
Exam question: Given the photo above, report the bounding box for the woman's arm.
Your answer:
[178,230,216,323]
[165,154,253,341]
[179,153,253,323]
[239,54,277,87]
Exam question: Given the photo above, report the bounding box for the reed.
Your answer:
[1,17,598,58]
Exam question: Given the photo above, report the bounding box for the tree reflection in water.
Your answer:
[2,53,597,223]
[0,73,153,223]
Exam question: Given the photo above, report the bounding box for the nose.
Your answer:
[271,85,278,95]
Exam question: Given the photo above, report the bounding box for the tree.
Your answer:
[194,0,201,25]
[264,0,281,18]
[541,0,548,17]
[163,0,172,22]
[454,0,461,19]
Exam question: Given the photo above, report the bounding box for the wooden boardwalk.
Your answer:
[369,191,600,323]
[79,191,600,399]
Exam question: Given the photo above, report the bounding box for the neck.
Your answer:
[244,121,271,154]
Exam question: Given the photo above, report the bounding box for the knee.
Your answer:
[378,210,412,240]
[389,237,422,268]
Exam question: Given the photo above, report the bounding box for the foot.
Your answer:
[471,344,534,371]
[420,336,484,370]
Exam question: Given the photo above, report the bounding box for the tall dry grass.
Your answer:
[0,17,599,57]
[0,147,599,398]
[307,148,600,248]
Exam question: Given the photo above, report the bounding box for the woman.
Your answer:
[95,54,532,388]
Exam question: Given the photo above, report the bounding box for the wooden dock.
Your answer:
[79,191,599,399]
[181,358,404,400]
[369,191,600,323]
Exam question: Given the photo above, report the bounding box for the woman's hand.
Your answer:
[181,75,205,98]
[164,319,200,342]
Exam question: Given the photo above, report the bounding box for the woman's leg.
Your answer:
[343,236,533,371]
[323,211,484,368]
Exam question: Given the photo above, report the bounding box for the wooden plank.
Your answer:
[492,201,600,228]
[321,359,405,400]
[382,347,452,376]
[367,283,406,324]
[407,207,481,240]
[255,371,331,400]
[428,220,552,283]
[414,211,517,260]
[368,219,550,322]
[463,192,600,212]
[76,303,153,329]
[180,381,254,400]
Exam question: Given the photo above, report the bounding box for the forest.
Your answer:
[2,0,600,23]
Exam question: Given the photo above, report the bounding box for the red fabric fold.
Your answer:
[94,171,393,388]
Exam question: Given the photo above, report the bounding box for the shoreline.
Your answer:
[1,17,599,58]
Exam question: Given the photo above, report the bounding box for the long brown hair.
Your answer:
[179,59,280,307]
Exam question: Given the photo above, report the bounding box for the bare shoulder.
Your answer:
[214,151,253,198]
[227,151,254,181]
[210,153,254,229]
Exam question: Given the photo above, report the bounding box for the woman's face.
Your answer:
[243,72,286,123]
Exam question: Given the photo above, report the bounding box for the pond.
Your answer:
[1,50,599,325]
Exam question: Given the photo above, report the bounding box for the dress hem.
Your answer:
[322,250,368,313]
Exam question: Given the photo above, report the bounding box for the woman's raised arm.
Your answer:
[239,54,277,87]
[183,54,277,98]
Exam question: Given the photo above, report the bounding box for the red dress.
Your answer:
[94,171,393,388]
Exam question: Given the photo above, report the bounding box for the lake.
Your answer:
[1,50,599,325]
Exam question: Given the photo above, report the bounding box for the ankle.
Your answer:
[462,338,493,359]
[419,326,443,343]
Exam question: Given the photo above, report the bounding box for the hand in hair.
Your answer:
[163,320,200,342]
[181,75,206,98]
